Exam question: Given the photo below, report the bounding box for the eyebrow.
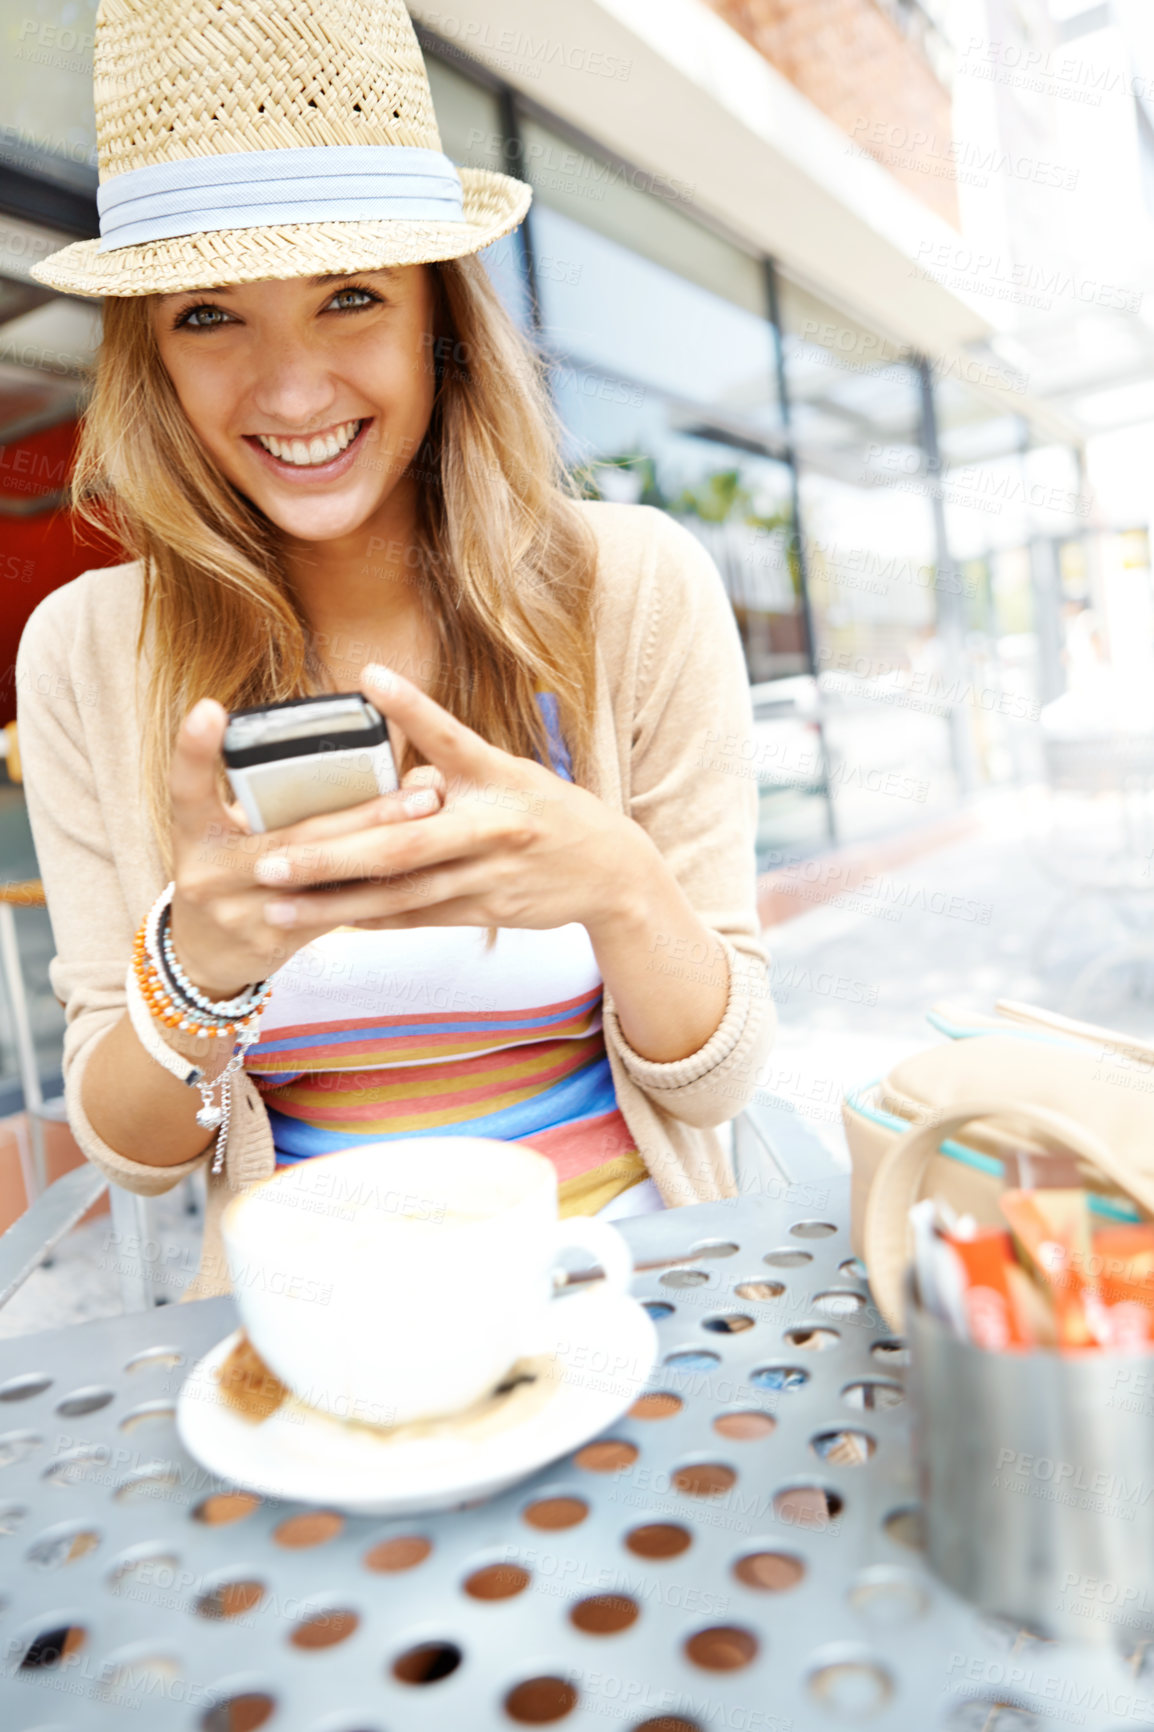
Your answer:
[156,268,400,303]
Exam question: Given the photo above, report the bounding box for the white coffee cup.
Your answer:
[220,1137,634,1426]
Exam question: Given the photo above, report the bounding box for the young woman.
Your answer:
[18,0,774,1299]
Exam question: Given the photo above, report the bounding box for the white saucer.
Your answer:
[176,1289,658,1515]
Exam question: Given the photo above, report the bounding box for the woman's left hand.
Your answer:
[251,663,654,939]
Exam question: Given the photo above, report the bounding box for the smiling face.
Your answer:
[149,267,437,546]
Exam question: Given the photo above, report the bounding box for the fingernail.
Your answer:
[403,788,438,815]
[264,900,298,927]
[255,854,292,884]
[363,662,398,693]
[187,699,218,737]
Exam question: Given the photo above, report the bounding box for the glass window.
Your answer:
[779,275,957,843]
[520,118,781,441]
[0,0,98,192]
[424,54,532,329]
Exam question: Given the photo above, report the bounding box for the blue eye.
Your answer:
[172,301,228,331]
[170,282,382,333]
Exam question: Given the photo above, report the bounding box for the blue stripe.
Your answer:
[270,1050,619,1162]
[247,995,600,1062]
[535,691,573,782]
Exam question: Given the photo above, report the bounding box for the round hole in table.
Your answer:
[807,1657,893,1717]
[26,1523,101,1569]
[701,1313,754,1335]
[790,1221,837,1239]
[463,1562,532,1600]
[195,1578,266,1620]
[672,1461,737,1498]
[734,1281,785,1301]
[55,1387,114,1419]
[882,1506,924,1551]
[811,1429,876,1466]
[628,1393,682,1420]
[0,1501,27,1534]
[274,1510,344,1548]
[119,1401,176,1433]
[0,1373,51,1402]
[660,1270,709,1289]
[978,1612,1055,1650]
[289,1607,360,1650]
[193,1492,261,1526]
[732,1550,805,1592]
[522,1496,588,1531]
[504,1674,579,1722]
[763,1249,812,1268]
[773,1484,843,1528]
[783,1326,840,1351]
[1,1430,44,1469]
[125,1347,184,1374]
[391,1640,463,1685]
[98,1649,183,1700]
[15,1619,87,1669]
[623,1522,692,1560]
[942,1703,1040,1731]
[714,1410,775,1441]
[689,1240,739,1258]
[643,1301,674,1320]
[107,1548,182,1595]
[839,1257,868,1281]
[570,1594,639,1635]
[574,1439,637,1474]
[848,1567,929,1625]
[683,1625,758,1671]
[870,1339,909,1369]
[633,1720,703,1732]
[750,1365,808,1392]
[812,1290,867,1319]
[42,1443,107,1485]
[842,1380,905,1411]
[114,1465,182,1504]
[363,1534,432,1571]
[200,1690,277,1731]
[663,1350,720,1372]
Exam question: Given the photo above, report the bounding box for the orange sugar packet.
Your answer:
[999,1189,1097,1348]
[943,1226,1034,1350]
[1090,1222,1154,1293]
[1085,1223,1154,1344]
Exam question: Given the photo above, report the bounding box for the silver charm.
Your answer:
[196,1103,224,1129]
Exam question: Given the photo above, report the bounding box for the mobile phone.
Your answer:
[223,692,399,833]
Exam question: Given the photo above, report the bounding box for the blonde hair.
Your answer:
[68,256,600,914]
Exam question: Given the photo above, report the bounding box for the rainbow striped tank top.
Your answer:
[242,693,649,1215]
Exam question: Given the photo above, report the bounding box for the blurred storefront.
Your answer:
[0,0,1108,871]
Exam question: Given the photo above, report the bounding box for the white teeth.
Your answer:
[255,419,362,465]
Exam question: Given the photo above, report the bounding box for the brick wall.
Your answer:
[701,0,960,227]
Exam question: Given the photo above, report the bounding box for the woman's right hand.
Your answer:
[167,696,444,997]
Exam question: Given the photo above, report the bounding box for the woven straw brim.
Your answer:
[28,167,531,299]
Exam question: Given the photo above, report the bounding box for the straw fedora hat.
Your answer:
[29,0,532,299]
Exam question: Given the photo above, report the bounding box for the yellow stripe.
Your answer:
[264,1038,596,1111]
[558,1151,650,1218]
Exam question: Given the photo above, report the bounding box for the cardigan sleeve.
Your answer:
[15,588,208,1197]
[600,508,775,1127]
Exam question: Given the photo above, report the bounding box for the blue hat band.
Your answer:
[97,144,466,251]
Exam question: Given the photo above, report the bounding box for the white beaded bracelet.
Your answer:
[124,960,262,1176]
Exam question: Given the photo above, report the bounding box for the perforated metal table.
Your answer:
[0,1180,1150,1732]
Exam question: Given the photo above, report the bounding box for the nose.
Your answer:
[244,329,340,434]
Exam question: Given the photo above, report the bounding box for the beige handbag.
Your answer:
[842,999,1154,1330]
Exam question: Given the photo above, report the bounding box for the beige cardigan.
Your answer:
[15,501,775,1299]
